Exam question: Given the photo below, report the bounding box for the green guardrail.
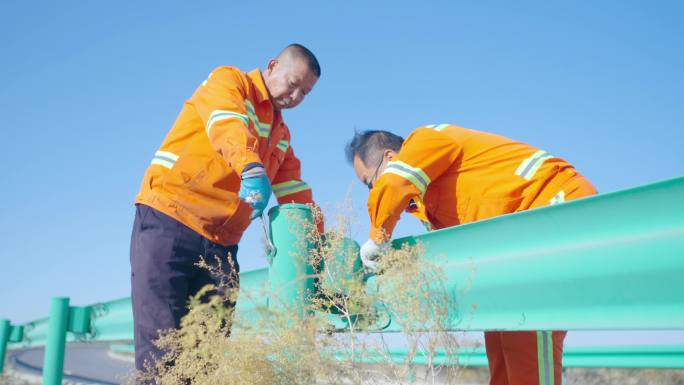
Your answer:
[371,175,684,332]
[2,176,684,379]
[343,345,684,369]
[105,341,684,369]
[238,176,684,332]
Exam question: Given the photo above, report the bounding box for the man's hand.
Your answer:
[360,239,384,271]
[239,164,272,219]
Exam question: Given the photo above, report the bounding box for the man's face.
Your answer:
[263,57,318,110]
[353,152,391,190]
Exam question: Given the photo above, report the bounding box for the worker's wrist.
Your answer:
[370,226,390,244]
[241,162,266,179]
[235,150,264,176]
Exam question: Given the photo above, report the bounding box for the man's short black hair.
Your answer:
[283,43,321,78]
[345,130,404,165]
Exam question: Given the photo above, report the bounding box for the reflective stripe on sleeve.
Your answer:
[276,139,289,152]
[273,180,310,198]
[206,110,248,135]
[151,150,179,169]
[550,190,566,205]
[515,150,553,180]
[383,160,431,194]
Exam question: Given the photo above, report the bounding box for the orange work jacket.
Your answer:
[136,66,316,246]
[368,124,597,242]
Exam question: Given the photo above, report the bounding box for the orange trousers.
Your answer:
[485,330,566,385]
[485,174,597,385]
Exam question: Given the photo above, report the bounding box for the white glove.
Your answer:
[360,239,383,271]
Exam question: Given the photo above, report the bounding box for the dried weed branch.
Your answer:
[131,201,472,385]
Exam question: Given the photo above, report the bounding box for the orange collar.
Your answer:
[247,69,272,104]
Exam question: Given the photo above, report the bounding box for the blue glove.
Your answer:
[239,163,272,219]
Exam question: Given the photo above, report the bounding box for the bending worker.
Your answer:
[345,124,596,385]
[131,44,323,373]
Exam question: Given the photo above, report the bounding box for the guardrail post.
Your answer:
[0,319,10,373]
[41,298,94,385]
[43,297,70,385]
[267,204,317,316]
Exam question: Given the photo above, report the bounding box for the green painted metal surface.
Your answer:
[372,176,684,332]
[3,176,684,370]
[267,204,317,314]
[0,319,9,373]
[90,297,134,342]
[9,325,24,343]
[9,269,270,348]
[39,300,96,384]
[105,341,684,369]
[43,297,70,385]
[318,236,362,295]
[14,317,49,348]
[68,306,92,334]
[234,268,269,325]
[0,322,22,373]
[346,345,684,369]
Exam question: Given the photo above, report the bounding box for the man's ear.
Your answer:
[385,149,397,160]
[265,59,278,74]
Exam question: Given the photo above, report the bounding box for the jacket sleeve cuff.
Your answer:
[234,151,263,175]
[370,226,390,244]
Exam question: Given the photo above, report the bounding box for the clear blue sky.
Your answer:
[1,1,682,325]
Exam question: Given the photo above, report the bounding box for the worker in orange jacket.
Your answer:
[131,44,323,375]
[346,124,597,385]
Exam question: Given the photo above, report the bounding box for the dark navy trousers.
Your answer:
[129,204,239,373]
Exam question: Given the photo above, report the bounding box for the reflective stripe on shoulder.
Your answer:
[273,180,310,198]
[206,110,248,135]
[425,123,450,131]
[515,150,553,180]
[201,71,214,86]
[245,100,272,138]
[151,150,179,169]
[276,139,289,152]
[550,190,566,205]
[383,160,431,194]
